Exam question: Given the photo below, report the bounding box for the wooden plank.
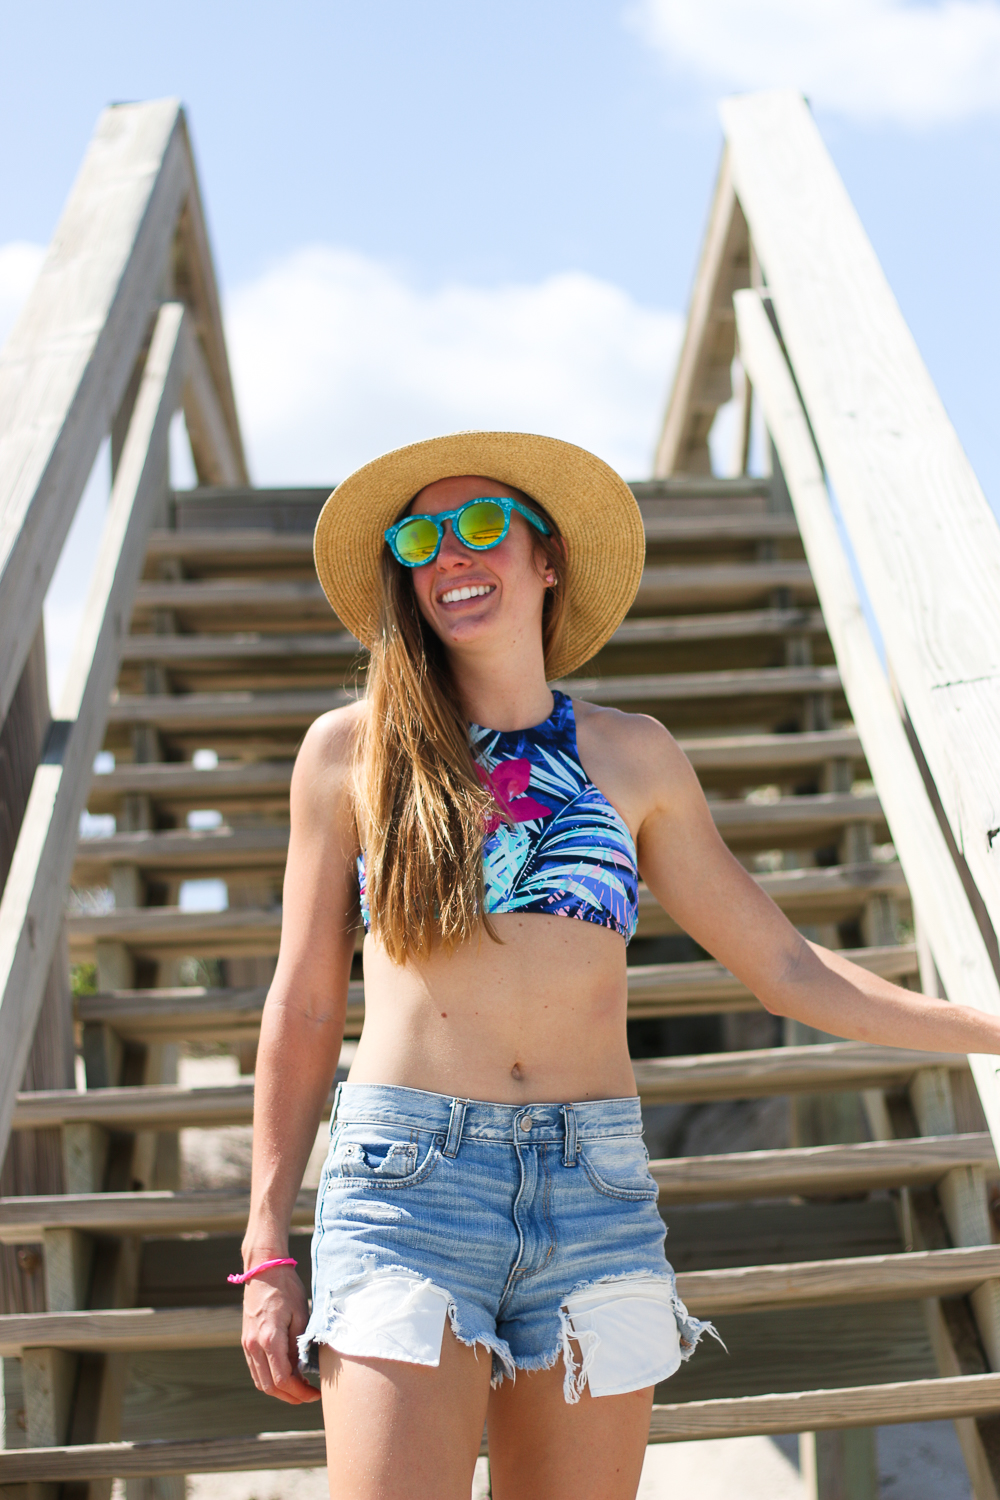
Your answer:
[633,1042,966,1106]
[655,148,749,476]
[734,285,1000,1148]
[0,1189,316,1241]
[0,102,186,724]
[72,946,917,1042]
[676,1244,1000,1316]
[127,560,815,621]
[4,1371,1000,1476]
[10,1041,961,1132]
[115,611,825,668]
[64,865,910,959]
[101,665,841,733]
[723,91,1000,1021]
[72,791,882,881]
[0,304,189,1167]
[652,1134,996,1205]
[0,1136,990,1239]
[179,329,243,488]
[0,1245,997,1356]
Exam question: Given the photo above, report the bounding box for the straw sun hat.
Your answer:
[313,431,646,680]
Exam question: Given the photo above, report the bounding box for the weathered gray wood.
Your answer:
[651,1134,995,1205]
[65,863,911,962]
[71,791,882,884]
[0,103,245,727]
[4,1371,1000,1477]
[0,1136,989,1238]
[71,946,917,1042]
[655,148,750,476]
[723,90,1000,1018]
[1,1244,999,1358]
[0,304,188,1167]
[6,1041,961,1132]
[179,321,242,488]
[735,286,1000,1149]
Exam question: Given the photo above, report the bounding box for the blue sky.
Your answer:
[2,0,999,699]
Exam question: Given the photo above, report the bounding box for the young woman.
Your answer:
[239,431,1000,1500]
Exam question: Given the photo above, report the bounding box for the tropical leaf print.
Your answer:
[470,692,638,941]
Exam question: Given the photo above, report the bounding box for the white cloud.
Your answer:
[633,0,1000,125]
[0,241,45,350]
[225,247,682,485]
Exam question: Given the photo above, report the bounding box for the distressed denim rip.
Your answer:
[299,1082,718,1400]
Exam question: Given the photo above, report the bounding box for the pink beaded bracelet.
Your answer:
[227,1257,298,1285]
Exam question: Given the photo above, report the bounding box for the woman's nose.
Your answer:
[437,521,469,563]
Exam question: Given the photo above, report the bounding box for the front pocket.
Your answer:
[326,1125,442,1190]
[579,1136,659,1201]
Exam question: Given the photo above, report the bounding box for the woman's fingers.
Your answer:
[241,1275,321,1404]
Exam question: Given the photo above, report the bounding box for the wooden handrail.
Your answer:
[722,89,1000,987]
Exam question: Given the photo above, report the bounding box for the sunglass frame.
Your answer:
[384,496,550,568]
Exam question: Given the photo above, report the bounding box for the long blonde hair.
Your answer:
[353,490,566,964]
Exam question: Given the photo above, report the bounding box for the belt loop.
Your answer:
[443,1097,468,1159]
[561,1103,578,1168]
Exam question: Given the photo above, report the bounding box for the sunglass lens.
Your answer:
[457,500,506,549]
[394,516,440,565]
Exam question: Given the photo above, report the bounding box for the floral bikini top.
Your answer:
[357,690,640,942]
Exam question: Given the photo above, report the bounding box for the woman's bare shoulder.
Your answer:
[574,699,686,775]
[292,699,368,813]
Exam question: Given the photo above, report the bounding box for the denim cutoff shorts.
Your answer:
[299,1082,715,1402]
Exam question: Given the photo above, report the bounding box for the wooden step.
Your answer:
[73,946,918,1041]
[1,1245,996,1359]
[85,727,866,819]
[0,1137,989,1239]
[650,1133,996,1205]
[128,561,817,632]
[143,514,802,568]
[12,1043,964,1132]
[4,1370,1000,1480]
[117,609,826,667]
[102,666,843,735]
[66,865,910,960]
[72,791,883,883]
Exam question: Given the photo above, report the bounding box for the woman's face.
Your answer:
[405,474,552,658]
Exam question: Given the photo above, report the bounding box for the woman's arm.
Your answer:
[240,705,362,1404]
[630,714,1000,1056]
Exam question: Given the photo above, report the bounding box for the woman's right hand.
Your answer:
[241,1265,322,1403]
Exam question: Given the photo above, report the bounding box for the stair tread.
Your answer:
[13,1042,966,1130]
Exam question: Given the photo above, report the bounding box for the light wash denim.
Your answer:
[299,1082,716,1401]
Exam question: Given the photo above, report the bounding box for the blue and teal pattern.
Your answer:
[470,691,638,941]
[357,691,639,941]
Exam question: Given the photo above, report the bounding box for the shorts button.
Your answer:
[520,1115,533,1132]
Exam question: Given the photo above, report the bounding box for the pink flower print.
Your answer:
[476,760,552,834]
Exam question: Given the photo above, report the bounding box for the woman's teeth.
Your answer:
[440,584,494,604]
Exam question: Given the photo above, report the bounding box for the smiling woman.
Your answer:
[237,428,1000,1500]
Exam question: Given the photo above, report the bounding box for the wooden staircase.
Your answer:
[4,92,1000,1500]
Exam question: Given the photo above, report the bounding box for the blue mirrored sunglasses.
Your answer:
[384,495,550,568]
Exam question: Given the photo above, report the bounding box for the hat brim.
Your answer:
[313,431,646,680]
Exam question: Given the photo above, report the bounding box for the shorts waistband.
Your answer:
[331,1081,642,1154]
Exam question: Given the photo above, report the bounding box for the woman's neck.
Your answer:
[447,643,554,732]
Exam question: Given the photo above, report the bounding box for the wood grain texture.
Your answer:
[4,1372,1000,1476]
[723,90,1000,1003]
[9,1040,956,1131]
[65,865,910,960]
[655,148,749,476]
[651,1133,996,1204]
[0,1245,996,1356]
[0,304,188,1167]
[735,286,1000,1149]
[0,1135,989,1237]
[0,102,184,723]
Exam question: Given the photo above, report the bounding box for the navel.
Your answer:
[510,1061,524,1081]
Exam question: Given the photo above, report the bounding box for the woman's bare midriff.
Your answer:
[347,912,636,1104]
